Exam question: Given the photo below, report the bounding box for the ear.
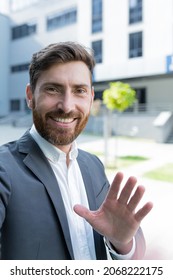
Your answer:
[26,84,33,109]
[91,86,95,103]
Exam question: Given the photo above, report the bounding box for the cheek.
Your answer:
[80,96,93,112]
[78,104,91,116]
[34,97,55,112]
[88,97,94,113]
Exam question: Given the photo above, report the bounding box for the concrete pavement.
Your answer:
[0,124,173,259]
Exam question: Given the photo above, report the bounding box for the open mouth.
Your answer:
[52,117,76,123]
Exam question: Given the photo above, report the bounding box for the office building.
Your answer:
[1,0,173,140]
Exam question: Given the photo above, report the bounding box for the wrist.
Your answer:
[104,237,136,259]
[108,238,133,255]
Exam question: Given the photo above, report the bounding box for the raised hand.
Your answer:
[74,172,153,254]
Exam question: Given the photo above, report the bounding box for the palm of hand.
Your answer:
[74,172,153,247]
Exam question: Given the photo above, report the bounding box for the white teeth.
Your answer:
[53,118,74,123]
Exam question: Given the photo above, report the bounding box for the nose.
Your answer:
[56,90,75,113]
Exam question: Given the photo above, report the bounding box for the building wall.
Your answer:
[129,76,173,110]
[1,0,173,116]
[0,13,10,117]
[95,0,173,81]
[9,0,79,112]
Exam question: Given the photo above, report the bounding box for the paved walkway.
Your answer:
[0,124,173,259]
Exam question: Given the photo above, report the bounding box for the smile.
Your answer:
[52,117,75,123]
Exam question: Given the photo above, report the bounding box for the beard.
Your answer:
[32,101,89,147]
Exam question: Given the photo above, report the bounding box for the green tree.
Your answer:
[103,81,136,112]
[102,81,136,166]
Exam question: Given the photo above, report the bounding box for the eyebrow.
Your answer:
[42,82,91,89]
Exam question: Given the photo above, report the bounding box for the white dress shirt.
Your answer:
[30,125,135,260]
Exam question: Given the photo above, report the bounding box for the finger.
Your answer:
[118,176,137,204]
[73,204,91,221]
[106,172,124,200]
[135,202,153,222]
[127,185,145,212]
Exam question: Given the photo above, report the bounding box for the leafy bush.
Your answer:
[103,81,136,111]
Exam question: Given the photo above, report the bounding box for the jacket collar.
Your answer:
[18,130,74,259]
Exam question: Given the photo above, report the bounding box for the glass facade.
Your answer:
[129,0,143,24]
[47,8,77,31]
[12,22,37,40]
[129,31,143,58]
[92,40,102,63]
[11,63,30,73]
[10,99,20,111]
[92,0,102,33]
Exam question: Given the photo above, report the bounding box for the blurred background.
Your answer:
[0,0,173,260]
[1,0,173,143]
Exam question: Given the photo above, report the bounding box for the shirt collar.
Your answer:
[30,125,78,163]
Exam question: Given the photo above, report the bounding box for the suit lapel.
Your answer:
[77,152,103,260]
[18,131,74,259]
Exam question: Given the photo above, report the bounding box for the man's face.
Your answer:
[26,61,94,152]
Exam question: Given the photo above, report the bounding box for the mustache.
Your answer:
[45,109,82,119]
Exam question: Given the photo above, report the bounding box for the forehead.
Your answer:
[37,61,92,86]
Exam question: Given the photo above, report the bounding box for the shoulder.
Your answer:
[0,129,34,164]
[0,141,17,160]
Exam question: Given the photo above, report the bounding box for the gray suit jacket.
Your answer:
[0,131,145,260]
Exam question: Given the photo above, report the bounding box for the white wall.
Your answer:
[94,0,173,81]
[5,0,173,114]
[0,14,10,116]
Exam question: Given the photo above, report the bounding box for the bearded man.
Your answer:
[0,42,153,260]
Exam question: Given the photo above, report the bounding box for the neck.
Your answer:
[56,143,72,154]
[56,144,72,167]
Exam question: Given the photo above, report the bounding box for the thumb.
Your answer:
[73,204,91,220]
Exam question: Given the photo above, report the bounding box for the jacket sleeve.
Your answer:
[131,227,146,259]
[0,165,12,228]
[105,227,146,260]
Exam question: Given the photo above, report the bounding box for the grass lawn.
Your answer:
[104,155,149,176]
[143,163,173,183]
[106,155,149,168]
[101,155,148,176]
[88,150,148,167]
[87,149,149,175]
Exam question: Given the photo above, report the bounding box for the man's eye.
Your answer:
[46,87,58,94]
[76,88,86,94]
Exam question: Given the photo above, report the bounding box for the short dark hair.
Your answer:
[29,41,95,92]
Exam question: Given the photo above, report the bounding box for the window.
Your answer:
[129,31,142,58]
[92,0,102,33]
[135,88,146,111]
[10,100,20,111]
[94,91,103,100]
[12,22,37,40]
[47,8,77,31]
[92,40,102,63]
[125,87,146,112]
[11,63,30,73]
[129,0,142,24]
